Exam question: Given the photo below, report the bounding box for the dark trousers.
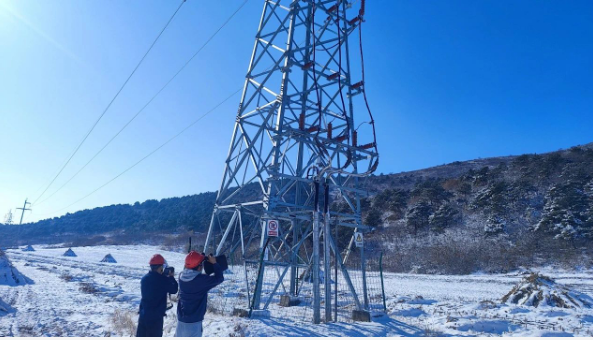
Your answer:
[136,317,164,337]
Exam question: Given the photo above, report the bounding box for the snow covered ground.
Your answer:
[1,245,593,336]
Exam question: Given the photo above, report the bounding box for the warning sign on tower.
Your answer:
[267,219,279,237]
[354,232,363,248]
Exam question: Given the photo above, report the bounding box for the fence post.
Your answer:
[290,218,297,296]
[334,220,338,322]
[380,251,386,313]
[312,180,321,324]
[361,242,369,310]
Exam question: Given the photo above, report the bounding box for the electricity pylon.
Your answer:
[4,209,13,225]
[16,199,32,225]
[204,0,378,324]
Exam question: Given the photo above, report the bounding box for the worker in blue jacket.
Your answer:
[136,254,179,337]
[175,251,224,337]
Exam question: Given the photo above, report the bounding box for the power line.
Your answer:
[32,0,186,204]
[37,88,242,217]
[33,0,249,207]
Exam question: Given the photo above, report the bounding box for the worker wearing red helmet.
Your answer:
[175,251,224,337]
[136,254,179,337]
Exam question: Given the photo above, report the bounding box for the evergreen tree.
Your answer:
[536,179,590,239]
[364,208,383,228]
[406,201,432,234]
[372,188,409,219]
[411,180,452,206]
[429,203,460,232]
[373,189,407,209]
[388,190,410,219]
[472,181,509,215]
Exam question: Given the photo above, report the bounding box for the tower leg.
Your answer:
[323,183,332,322]
[312,181,321,324]
[253,221,268,310]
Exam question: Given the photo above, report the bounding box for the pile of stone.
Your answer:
[100,253,117,263]
[63,248,77,257]
[21,245,35,252]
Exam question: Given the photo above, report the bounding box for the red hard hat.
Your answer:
[185,251,205,269]
[149,254,165,265]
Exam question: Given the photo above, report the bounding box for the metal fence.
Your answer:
[204,245,387,324]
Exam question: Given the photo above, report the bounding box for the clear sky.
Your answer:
[1,0,592,223]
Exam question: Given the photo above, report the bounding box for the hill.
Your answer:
[355,142,593,273]
[0,192,216,247]
[1,142,592,273]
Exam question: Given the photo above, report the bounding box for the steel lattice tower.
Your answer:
[4,209,13,225]
[204,0,378,323]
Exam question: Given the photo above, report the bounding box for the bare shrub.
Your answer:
[422,324,442,337]
[110,309,137,337]
[478,300,497,309]
[206,300,220,314]
[104,233,140,245]
[66,235,107,247]
[60,273,74,282]
[18,325,37,336]
[207,289,230,315]
[229,322,246,337]
[379,232,557,274]
[79,283,99,294]
[53,326,64,337]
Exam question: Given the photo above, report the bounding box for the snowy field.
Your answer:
[1,245,593,337]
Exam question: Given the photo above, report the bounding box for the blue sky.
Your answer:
[0,0,591,223]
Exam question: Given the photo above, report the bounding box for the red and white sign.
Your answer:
[267,219,279,237]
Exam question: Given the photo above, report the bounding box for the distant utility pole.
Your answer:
[16,199,31,225]
[4,209,13,224]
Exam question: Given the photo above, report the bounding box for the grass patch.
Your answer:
[79,282,99,295]
[110,309,137,336]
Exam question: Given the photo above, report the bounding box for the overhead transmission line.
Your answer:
[32,0,186,204]
[37,87,243,217]
[38,57,275,218]
[33,0,249,207]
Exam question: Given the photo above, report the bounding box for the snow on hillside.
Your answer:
[0,297,12,315]
[0,245,592,336]
[0,251,31,286]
